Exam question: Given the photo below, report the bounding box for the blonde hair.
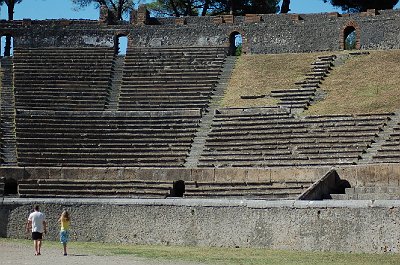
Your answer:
[61,210,70,222]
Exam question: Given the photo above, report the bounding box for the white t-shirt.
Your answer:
[28,211,46,233]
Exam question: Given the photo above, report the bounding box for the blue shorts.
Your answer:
[60,230,69,244]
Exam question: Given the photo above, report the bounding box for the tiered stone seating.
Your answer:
[331,186,400,200]
[18,179,173,198]
[119,46,226,110]
[15,109,201,167]
[184,180,313,199]
[372,122,400,163]
[199,108,391,167]
[13,47,114,111]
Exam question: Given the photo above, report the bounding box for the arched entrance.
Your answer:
[344,26,357,50]
[229,31,243,56]
[340,21,360,50]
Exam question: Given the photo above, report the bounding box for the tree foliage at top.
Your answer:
[323,0,399,12]
[147,0,280,17]
[71,0,138,20]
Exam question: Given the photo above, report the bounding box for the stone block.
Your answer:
[0,167,29,180]
[270,167,323,183]
[213,17,223,24]
[122,168,140,179]
[215,168,246,182]
[246,168,270,182]
[245,14,261,23]
[138,168,190,181]
[175,18,187,25]
[290,14,302,21]
[327,12,340,18]
[24,167,50,179]
[191,169,214,182]
[222,15,234,24]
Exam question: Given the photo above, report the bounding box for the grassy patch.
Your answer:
[304,50,400,115]
[2,238,400,265]
[222,52,332,108]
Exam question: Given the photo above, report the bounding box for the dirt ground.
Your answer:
[0,240,208,265]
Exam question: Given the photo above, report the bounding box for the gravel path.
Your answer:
[0,240,209,265]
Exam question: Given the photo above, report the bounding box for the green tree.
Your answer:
[0,0,23,56]
[71,0,138,20]
[147,0,280,17]
[323,0,399,12]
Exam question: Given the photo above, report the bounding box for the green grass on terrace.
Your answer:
[223,50,400,115]
[2,238,400,265]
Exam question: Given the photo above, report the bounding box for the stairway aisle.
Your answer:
[184,56,236,168]
[0,57,18,165]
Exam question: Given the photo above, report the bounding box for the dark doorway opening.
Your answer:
[229,31,243,56]
[170,180,185,197]
[344,27,357,50]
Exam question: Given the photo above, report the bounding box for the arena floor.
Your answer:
[0,240,207,265]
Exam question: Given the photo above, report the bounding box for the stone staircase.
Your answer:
[0,57,17,165]
[271,55,337,113]
[184,56,236,168]
[358,111,400,163]
[105,55,125,110]
[331,186,400,200]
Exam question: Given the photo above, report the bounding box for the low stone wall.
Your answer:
[0,163,399,187]
[2,198,400,253]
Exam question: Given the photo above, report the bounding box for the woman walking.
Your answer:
[58,211,71,256]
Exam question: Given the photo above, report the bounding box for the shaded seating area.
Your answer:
[119,46,226,110]
[17,178,313,200]
[18,179,173,198]
[13,47,115,111]
[184,180,313,199]
[372,122,400,163]
[199,108,391,167]
[15,109,201,167]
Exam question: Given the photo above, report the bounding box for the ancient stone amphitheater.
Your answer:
[1,6,400,253]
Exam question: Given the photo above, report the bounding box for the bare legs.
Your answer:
[63,243,67,255]
[34,239,42,255]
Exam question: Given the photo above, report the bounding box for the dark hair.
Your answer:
[34,205,40,211]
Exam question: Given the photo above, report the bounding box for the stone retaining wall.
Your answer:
[2,198,400,253]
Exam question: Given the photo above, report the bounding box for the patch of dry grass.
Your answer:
[222,52,332,108]
[304,50,400,115]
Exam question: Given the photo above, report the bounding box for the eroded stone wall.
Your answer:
[1,9,400,53]
[2,198,400,253]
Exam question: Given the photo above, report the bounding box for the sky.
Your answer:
[1,0,399,21]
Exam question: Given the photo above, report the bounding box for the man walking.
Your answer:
[26,205,47,255]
